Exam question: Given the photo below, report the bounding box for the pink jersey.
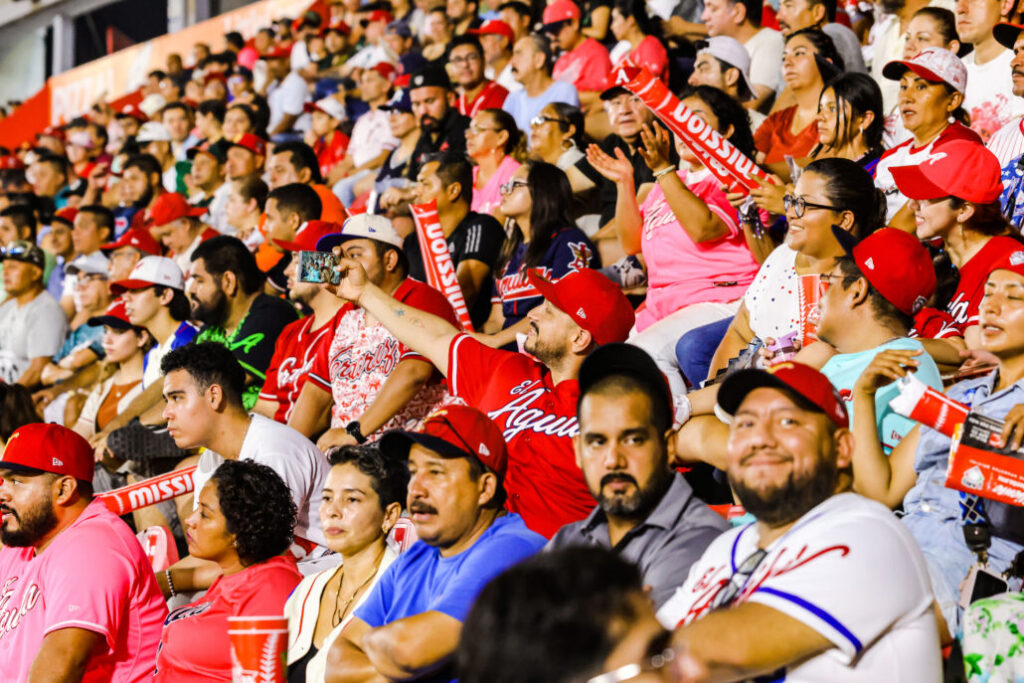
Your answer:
[472,155,521,216]
[447,333,594,538]
[553,38,613,93]
[0,500,167,682]
[635,168,759,331]
[308,278,458,431]
[259,304,351,423]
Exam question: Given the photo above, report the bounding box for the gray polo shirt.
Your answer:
[547,473,729,608]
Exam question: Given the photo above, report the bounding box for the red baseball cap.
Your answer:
[87,299,138,330]
[116,103,149,123]
[890,140,1003,204]
[0,423,95,483]
[526,268,635,345]
[717,361,849,429]
[226,133,268,157]
[37,125,65,141]
[100,226,162,256]
[379,405,509,478]
[543,0,581,28]
[149,192,207,228]
[366,9,394,23]
[987,249,1024,279]
[0,155,24,170]
[260,43,293,60]
[274,220,342,252]
[469,19,515,44]
[830,226,936,316]
[52,207,79,227]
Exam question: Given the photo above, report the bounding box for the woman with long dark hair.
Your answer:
[480,161,599,346]
[609,0,668,83]
[813,72,885,171]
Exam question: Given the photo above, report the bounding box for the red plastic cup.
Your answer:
[227,615,288,682]
[888,374,969,437]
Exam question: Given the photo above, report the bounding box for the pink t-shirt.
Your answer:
[0,499,168,682]
[616,35,668,83]
[471,155,521,216]
[635,168,759,331]
[554,38,613,93]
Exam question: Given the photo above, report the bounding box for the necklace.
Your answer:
[330,545,387,628]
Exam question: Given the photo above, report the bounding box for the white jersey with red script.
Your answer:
[309,278,457,432]
[447,333,595,538]
[0,499,168,682]
[656,493,941,682]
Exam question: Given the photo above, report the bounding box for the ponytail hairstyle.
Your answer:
[804,157,885,240]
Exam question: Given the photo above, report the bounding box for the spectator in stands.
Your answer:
[956,0,1024,141]
[658,363,941,680]
[407,65,470,179]
[117,153,166,232]
[286,445,407,681]
[99,226,163,281]
[403,152,505,328]
[224,133,267,182]
[185,139,230,232]
[466,108,521,217]
[609,0,669,83]
[304,97,350,185]
[451,35,509,118]
[810,72,885,170]
[699,0,784,112]
[114,104,148,139]
[498,0,534,43]
[0,424,167,681]
[548,344,728,607]
[527,103,598,197]
[263,45,310,141]
[503,34,580,133]
[448,0,481,34]
[775,0,866,74]
[546,0,613,112]
[264,183,323,250]
[342,9,396,74]
[136,122,181,193]
[485,161,597,342]
[222,102,260,141]
[195,100,226,149]
[266,140,348,223]
[421,7,454,62]
[326,406,546,681]
[289,214,456,449]
[688,37,764,129]
[0,204,37,247]
[459,547,665,683]
[471,19,518,93]
[149,192,218,276]
[0,241,67,386]
[189,236,298,410]
[224,176,269,250]
[27,153,70,209]
[161,102,199,161]
[384,21,426,76]
[372,89,422,211]
[153,460,303,681]
[43,208,75,300]
[332,253,634,537]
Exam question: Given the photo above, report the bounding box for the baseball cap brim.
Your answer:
[526,270,572,319]
[717,368,824,421]
[994,22,1024,50]
[889,163,950,202]
[0,462,48,476]
[881,60,949,87]
[315,233,347,253]
[542,19,571,33]
[600,85,630,100]
[86,314,135,329]
[378,430,472,462]
[109,278,159,295]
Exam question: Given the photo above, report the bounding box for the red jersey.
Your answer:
[0,500,168,682]
[911,306,961,340]
[446,333,594,538]
[314,130,349,179]
[153,556,301,682]
[457,81,509,118]
[946,236,1023,333]
[259,304,352,423]
[553,38,612,93]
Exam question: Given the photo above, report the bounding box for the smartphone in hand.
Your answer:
[296,251,341,286]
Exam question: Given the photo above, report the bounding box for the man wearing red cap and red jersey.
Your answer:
[224,133,267,183]
[658,363,941,681]
[254,220,351,424]
[147,192,218,276]
[0,423,167,681]
[328,406,545,681]
[448,35,509,118]
[469,19,518,93]
[100,226,163,281]
[545,0,612,103]
[334,255,635,537]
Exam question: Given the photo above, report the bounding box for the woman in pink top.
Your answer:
[468,108,523,220]
[588,85,759,399]
[609,0,668,83]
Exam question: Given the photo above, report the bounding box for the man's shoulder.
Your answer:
[47,502,145,567]
[457,211,504,235]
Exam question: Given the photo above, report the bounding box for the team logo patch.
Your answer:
[1011,251,1024,266]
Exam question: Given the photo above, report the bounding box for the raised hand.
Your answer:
[586,143,635,186]
[638,123,672,172]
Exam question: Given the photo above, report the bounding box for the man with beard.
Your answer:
[189,235,298,411]
[331,258,635,538]
[408,66,470,180]
[255,220,348,423]
[547,344,728,608]
[0,423,167,681]
[657,362,942,681]
[115,154,165,235]
[327,406,546,682]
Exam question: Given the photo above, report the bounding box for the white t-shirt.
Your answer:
[192,414,329,549]
[744,28,785,92]
[267,71,311,133]
[963,48,1024,143]
[0,291,67,383]
[657,493,942,682]
[743,243,800,342]
[349,108,399,168]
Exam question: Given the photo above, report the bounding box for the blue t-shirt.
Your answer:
[502,81,579,133]
[355,513,544,682]
[820,337,943,453]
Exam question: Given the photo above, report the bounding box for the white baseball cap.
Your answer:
[316,214,405,251]
[136,121,172,143]
[304,97,347,122]
[66,251,110,277]
[109,256,185,295]
[882,46,967,95]
[697,37,756,102]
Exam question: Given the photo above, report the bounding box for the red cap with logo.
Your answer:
[0,155,24,170]
[527,268,635,345]
[717,361,849,428]
[469,19,515,44]
[148,192,207,228]
[0,423,95,483]
[379,405,509,478]
[988,249,1024,279]
[891,139,1003,204]
[830,226,936,316]
[100,226,163,256]
[543,0,581,26]
[273,220,342,252]
[260,43,293,60]
[366,9,394,23]
[227,133,268,157]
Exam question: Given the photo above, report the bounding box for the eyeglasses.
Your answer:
[530,115,567,128]
[586,629,678,683]
[783,194,841,218]
[449,53,482,65]
[710,548,767,610]
[818,271,843,296]
[499,179,529,195]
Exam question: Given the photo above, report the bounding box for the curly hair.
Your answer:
[161,341,246,407]
[328,445,409,510]
[210,460,297,566]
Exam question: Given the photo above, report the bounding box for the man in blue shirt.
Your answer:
[328,405,545,682]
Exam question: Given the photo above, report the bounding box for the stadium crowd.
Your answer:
[4,0,1024,678]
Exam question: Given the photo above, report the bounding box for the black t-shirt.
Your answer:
[196,293,299,383]
[593,130,679,226]
[404,210,505,329]
[408,108,470,180]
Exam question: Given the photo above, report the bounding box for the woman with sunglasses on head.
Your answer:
[754,29,843,179]
[479,161,599,347]
[587,85,760,399]
[874,47,980,231]
[466,109,523,219]
[286,445,406,683]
